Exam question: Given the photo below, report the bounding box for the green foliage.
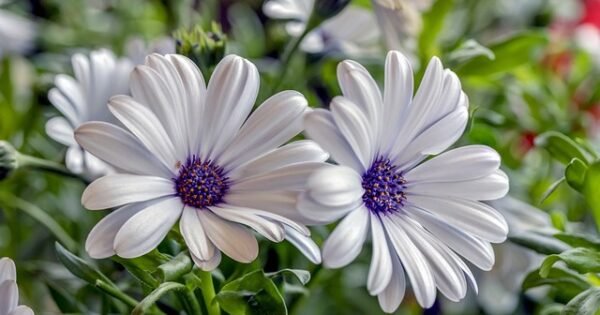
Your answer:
[216,269,287,315]
[584,162,600,231]
[541,248,600,277]
[563,288,600,315]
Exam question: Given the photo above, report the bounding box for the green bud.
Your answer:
[174,22,227,76]
[313,0,351,20]
[0,141,18,179]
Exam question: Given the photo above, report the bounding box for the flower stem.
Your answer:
[17,153,83,181]
[198,270,220,315]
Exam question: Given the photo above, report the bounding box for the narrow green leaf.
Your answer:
[523,266,589,300]
[539,177,566,204]
[132,282,186,315]
[566,158,588,192]
[55,242,112,285]
[509,232,570,255]
[446,39,495,66]
[155,251,193,282]
[265,269,311,285]
[418,0,455,60]
[535,131,590,165]
[562,287,600,315]
[216,269,287,315]
[584,161,600,232]
[554,233,600,251]
[541,248,600,275]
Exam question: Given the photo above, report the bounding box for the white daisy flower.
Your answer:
[0,9,36,57]
[46,49,133,179]
[75,54,326,268]
[299,50,509,312]
[263,0,380,56]
[0,258,33,315]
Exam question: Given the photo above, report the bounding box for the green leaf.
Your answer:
[55,242,112,285]
[554,233,600,251]
[509,232,570,255]
[456,31,547,76]
[446,39,495,66]
[539,303,564,315]
[265,269,311,285]
[523,266,589,300]
[216,269,287,315]
[535,131,591,165]
[539,177,566,204]
[562,288,600,315]
[132,282,187,315]
[155,251,193,282]
[418,0,455,60]
[584,161,600,231]
[541,248,600,276]
[566,158,588,192]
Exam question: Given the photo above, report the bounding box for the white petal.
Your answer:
[191,250,222,271]
[408,207,495,270]
[75,122,172,177]
[377,255,406,314]
[85,201,154,258]
[114,197,183,258]
[405,145,501,183]
[408,195,508,243]
[284,226,321,264]
[297,191,362,224]
[322,206,370,268]
[108,95,179,170]
[398,216,466,302]
[8,306,34,315]
[383,214,436,308]
[306,165,364,207]
[405,170,509,201]
[198,210,259,263]
[337,60,382,134]
[130,63,187,159]
[225,190,309,223]
[0,258,16,283]
[228,140,329,179]
[367,215,393,295]
[330,96,374,169]
[210,205,285,242]
[304,109,364,172]
[219,90,308,170]
[165,54,207,155]
[82,174,174,210]
[46,116,75,146]
[0,280,18,314]
[203,55,260,160]
[180,207,216,260]
[381,51,413,154]
[230,162,325,192]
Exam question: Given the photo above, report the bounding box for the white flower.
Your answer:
[75,54,326,269]
[575,24,600,67]
[46,49,133,179]
[478,197,553,315]
[263,0,380,56]
[0,258,33,315]
[0,9,36,57]
[125,36,175,65]
[299,50,509,312]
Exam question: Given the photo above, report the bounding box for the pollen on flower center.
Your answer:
[362,158,406,215]
[174,156,229,209]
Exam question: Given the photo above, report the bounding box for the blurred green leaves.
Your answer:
[216,269,287,315]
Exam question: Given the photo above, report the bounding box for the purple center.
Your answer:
[361,158,406,215]
[174,156,229,209]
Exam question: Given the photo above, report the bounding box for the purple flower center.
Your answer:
[362,158,406,215]
[174,156,229,209]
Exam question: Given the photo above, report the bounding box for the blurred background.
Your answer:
[2,0,600,314]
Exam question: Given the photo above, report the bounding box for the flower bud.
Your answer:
[174,22,227,75]
[0,141,18,179]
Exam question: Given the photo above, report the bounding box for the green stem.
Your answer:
[96,280,138,308]
[198,270,220,315]
[178,287,203,315]
[17,153,83,181]
[133,282,200,315]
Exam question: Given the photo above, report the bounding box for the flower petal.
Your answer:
[108,95,179,170]
[367,215,393,295]
[85,200,155,258]
[377,255,406,314]
[405,170,509,201]
[322,206,370,268]
[230,162,325,192]
[180,206,216,261]
[114,197,183,258]
[219,90,308,170]
[383,214,436,308]
[190,250,221,271]
[210,205,286,242]
[8,306,34,315]
[330,96,374,169]
[284,226,322,264]
[75,122,172,177]
[306,165,364,208]
[198,210,259,263]
[0,280,18,314]
[304,109,364,172]
[297,191,362,225]
[0,258,16,283]
[82,174,174,210]
[224,190,309,223]
[46,116,75,146]
[203,55,260,160]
